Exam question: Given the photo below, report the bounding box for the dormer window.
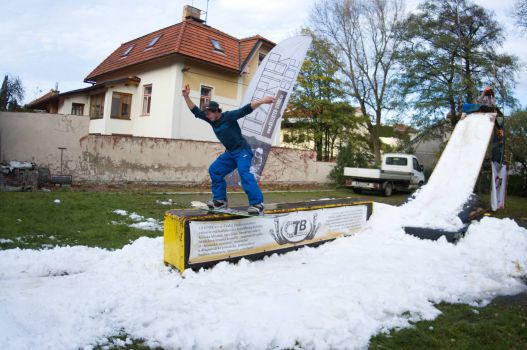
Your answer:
[121,45,135,57]
[210,39,224,52]
[146,35,161,49]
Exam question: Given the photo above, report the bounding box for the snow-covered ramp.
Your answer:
[401,113,496,230]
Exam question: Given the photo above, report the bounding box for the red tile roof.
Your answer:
[26,90,59,107]
[85,20,274,82]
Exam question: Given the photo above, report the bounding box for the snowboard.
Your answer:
[199,207,285,218]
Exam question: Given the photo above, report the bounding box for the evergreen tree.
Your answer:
[399,0,519,126]
[0,75,8,111]
[0,74,24,111]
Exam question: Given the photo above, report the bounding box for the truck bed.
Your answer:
[343,167,413,181]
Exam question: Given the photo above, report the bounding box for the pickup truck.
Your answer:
[344,153,425,196]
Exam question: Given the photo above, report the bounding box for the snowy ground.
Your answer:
[0,202,526,350]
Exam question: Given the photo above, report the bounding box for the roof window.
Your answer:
[121,45,135,57]
[210,38,224,52]
[146,35,161,49]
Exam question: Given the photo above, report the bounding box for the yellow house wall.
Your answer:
[178,59,242,142]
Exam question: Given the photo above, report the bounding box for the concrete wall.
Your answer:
[0,112,334,184]
[0,112,90,175]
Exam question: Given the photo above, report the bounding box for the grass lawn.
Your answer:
[1,186,526,349]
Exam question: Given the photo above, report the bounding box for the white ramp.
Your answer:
[400,113,496,230]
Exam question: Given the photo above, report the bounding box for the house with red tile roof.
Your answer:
[28,5,275,142]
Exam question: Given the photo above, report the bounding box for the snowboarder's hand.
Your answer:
[182,84,190,97]
[261,96,275,104]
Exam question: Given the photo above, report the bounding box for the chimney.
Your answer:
[182,5,204,23]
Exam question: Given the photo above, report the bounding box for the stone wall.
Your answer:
[0,112,334,184]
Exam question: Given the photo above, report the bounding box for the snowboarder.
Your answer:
[182,84,275,215]
[478,86,496,107]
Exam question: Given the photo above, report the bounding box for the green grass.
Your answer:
[1,186,526,350]
[370,300,527,350]
[0,188,408,250]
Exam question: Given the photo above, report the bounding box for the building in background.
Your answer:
[26,5,275,143]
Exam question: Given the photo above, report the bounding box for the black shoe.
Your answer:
[247,203,264,215]
[207,200,227,210]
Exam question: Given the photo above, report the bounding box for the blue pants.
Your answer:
[209,149,263,205]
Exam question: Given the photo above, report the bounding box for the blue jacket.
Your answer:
[191,104,253,152]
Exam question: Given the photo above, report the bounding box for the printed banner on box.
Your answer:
[188,205,367,264]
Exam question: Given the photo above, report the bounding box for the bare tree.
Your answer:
[514,0,527,30]
[310,0,405,164]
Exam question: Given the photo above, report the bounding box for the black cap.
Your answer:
[206,101,220,110]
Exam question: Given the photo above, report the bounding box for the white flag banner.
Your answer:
[490,161,507,211]
[227,35,311,184]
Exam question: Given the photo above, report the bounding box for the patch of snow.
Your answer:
[129,218,163,232]
[113,210,128,216]
[190,201,207,208]
[128,213,144,221]
[0,239,13,244]
[53,199,61,204]
[156,199,174,206]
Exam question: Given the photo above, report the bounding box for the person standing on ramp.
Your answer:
[182,84,275,215]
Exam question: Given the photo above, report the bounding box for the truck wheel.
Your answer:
[384,183,393,197]
[352,188,362,194]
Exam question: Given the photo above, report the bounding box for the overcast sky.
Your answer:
[1,0,525,110]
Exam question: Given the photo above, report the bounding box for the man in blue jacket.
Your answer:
[182,84,275,215]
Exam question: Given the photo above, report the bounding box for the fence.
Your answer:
[0,112,334,185]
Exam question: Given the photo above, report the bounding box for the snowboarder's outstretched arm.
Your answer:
[182,84,196,110]
[223,96,276,122]
[182,84,207,120]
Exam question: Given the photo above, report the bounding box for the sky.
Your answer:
[1,0,526,109]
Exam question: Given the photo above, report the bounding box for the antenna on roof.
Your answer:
[205,0,209,23]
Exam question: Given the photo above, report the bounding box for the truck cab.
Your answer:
[344,153,425,196]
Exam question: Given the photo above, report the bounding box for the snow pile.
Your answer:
[112,209,163,232]
[1,205,526,350]
[156,199,174,206]
[400,114,496,230]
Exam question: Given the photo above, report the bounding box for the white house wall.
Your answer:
[132,62,179,138]
[59,95,90,116]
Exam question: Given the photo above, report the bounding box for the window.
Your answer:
[110,92,132,119]
[413,158,421,171]
[210,38,223,52]
[71,103,84,116]
[89,93,105,119]
[142,85,152,115]
[146,35,161,49]
[200,85,213,109]
[121,45,134,57]
[385,157,408,166]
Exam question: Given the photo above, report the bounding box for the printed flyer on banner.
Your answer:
[188,205,367,264]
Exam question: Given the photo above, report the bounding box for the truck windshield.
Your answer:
[386,157,408,166]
